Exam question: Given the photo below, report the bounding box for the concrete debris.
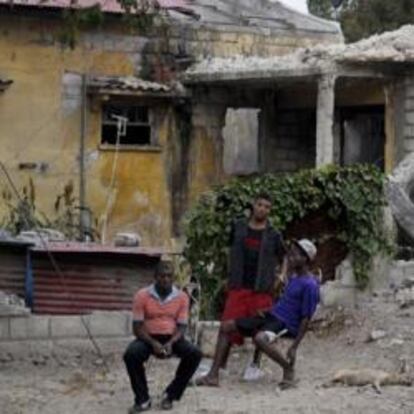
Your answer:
[0,352,14,363]
[366,330,388,343]
[0,291,29,316]
[388,338,405,347]
[401,277,414,289]
[395,286,414,309]
[320,280,357,308]
[113,232,141,247]
[387,153,414,243]
[186,25,414,80]
[16,228,65,246]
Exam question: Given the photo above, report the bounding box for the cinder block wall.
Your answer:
[403,78,414,155]
[0,312,133,342]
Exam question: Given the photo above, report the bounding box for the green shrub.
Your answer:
[184,164,390,318]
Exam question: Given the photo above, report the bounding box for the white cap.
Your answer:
[296,239,317,261]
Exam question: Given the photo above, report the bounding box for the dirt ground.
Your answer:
[1,290,414,414]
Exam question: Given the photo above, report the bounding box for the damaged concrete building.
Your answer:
[184,25,414,247]
[0,0,341,245]
[184,25,414,176]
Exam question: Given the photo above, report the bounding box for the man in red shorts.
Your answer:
[196,193,285,386]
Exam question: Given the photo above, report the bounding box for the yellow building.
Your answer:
[0,0,341,246]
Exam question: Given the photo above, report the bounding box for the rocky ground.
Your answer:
[0,287,414,414]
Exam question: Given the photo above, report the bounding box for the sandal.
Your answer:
[194,376,220,387]
[278,379,299,390]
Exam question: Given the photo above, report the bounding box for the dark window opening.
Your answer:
[101,103,152,146]
[338,106,385,171]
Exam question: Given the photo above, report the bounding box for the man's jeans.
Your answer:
[123,335,202,405]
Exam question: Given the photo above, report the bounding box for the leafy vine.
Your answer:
[184,165,391,318]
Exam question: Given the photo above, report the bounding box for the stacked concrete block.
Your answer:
[0,312,133,343]
[403,77,414,154]
[9,315,49,340]
[50,316,90,339]
[0,318,9,340]
[88,311,131,337]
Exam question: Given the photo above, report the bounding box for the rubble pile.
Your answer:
[0,291,29,316]
[394,277,414,309]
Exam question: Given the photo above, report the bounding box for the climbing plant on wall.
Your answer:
[184,165,391,318]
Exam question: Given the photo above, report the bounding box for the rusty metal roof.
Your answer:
[88,75,172,93]
[0,0,190,14]
[31,241,169,257]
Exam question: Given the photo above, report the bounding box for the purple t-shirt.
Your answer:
[271,274,319,336]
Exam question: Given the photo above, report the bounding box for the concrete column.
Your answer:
[316,75,336,167]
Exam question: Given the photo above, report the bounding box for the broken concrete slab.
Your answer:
[0,291,29,317]
[387,152,414,241]
[366,329,388,343]
[320,281,357,308]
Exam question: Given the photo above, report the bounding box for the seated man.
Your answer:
[198,239,319,389]
[124,261,202,413]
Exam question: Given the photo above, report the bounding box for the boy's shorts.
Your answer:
[235,313,292,338]
[221,289,273,345]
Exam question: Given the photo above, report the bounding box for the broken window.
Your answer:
[101,103,152,146]
[339,106,385,170]
[222,108,260,175]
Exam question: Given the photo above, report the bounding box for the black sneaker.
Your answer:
[128,399,151,413]
[160,393,173,410]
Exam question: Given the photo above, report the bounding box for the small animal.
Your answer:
[323,368,413,394]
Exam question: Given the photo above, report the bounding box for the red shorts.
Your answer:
[221,289,273,345]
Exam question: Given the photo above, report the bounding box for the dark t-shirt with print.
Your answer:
[242,227,264,289]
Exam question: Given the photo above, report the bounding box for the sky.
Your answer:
[278,0,309,13]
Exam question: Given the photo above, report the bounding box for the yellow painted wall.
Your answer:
[0,13,342,246]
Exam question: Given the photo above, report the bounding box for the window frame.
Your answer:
[100,101,159,150]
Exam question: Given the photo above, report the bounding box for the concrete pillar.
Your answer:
[316,75,336,167]
[384,83,396,174]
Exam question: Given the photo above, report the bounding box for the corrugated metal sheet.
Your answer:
[32,241,167,256]
[31,251,160,315]
[0,243,28,300]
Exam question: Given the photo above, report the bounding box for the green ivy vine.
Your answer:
[184,165,391,318]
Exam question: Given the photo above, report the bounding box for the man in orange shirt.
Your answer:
[124,261,202,413]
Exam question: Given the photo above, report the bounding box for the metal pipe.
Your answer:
[79,73,87,240]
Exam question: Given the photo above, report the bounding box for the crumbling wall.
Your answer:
[0,10,341,246]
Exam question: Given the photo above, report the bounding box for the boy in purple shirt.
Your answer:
[219,239,319,389]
